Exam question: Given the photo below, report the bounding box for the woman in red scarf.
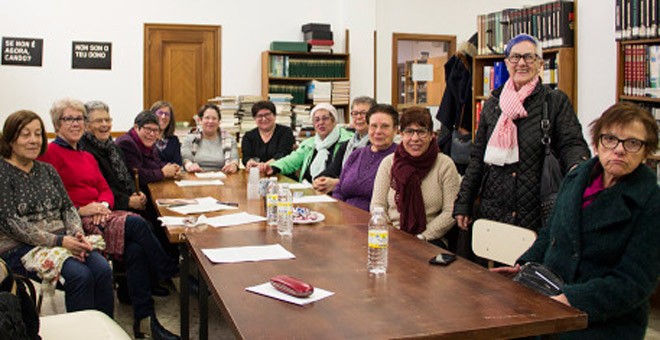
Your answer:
[371,107,460,248]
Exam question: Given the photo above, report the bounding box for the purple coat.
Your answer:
[115,128,165,190]
[333,143,396,211]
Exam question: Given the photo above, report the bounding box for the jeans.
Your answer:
[1,245,114,318]
[123,215,178,320]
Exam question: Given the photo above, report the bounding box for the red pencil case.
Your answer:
[270,275,314,298]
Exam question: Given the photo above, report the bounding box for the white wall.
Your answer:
[0,0,617,139]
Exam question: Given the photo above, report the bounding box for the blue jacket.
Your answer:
[519,157,660,339]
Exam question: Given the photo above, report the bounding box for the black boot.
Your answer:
[133,315,180,340]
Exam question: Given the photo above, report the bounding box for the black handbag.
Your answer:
[450,107,472,165]
[540,100,563,228]
[513,262,564,296]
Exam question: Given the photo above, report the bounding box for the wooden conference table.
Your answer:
[149,171,587,339]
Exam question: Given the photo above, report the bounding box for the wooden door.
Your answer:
[144,24,221,125]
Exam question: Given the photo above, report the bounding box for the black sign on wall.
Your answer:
[72,41,112,70]
[2,37,43,67]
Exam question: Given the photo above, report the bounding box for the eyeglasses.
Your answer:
[507,53,539,64]
[255,112,274,119]
[155,110,171,117]
[599,134,645,153]
[401,128,430,138]
[90,117,113,124]
[350,110,368,117]
[140,126,161,135]
[313,115,333,124]
[60,116,84,124]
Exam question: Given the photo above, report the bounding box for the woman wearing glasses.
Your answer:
[313,96,375,194]
[453,34,590,238]
[181,104,239,173]
[38,99,180,339]
[371,107,460,247]
[150,101,182,166]
[241,100,294,172]
[494,101,660,339]
[265,103,353,183]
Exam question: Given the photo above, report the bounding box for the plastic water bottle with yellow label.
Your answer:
[368,206,389,274]
[276,183,293,236]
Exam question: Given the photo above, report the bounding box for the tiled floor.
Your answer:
[39,280,660,339]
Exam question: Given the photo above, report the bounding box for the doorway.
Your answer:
[391,33,455,110]
[144,24,221,126]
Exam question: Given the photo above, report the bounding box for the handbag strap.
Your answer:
[540,89,555,155]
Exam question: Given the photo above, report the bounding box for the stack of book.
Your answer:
[268,84,306,104]
[477,0,574,55]
[308,80,332,105]
[302,23,333,53]
[292,104,312,129]
[269,93,294,128]
[331,81,350,105]
[208,96,240,131]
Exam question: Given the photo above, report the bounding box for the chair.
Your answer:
[40,310,131,339]
[471,219,537,267]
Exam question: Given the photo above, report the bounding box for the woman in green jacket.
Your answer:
[265,103,353,183]
[494,102,660,339]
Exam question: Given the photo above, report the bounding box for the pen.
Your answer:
[216,201,239,207]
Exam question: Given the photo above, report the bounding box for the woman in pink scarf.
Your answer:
[453,34,590,241]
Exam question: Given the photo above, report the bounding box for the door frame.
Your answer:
[391,33,455,109]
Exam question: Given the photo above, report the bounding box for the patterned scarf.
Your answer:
[342,132,369,166]
[391,137,439,235]
[309,125,341,178]
[81,132,134,194]
[484,77,539,165]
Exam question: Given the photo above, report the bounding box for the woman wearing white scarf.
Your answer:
[267,103,354,183]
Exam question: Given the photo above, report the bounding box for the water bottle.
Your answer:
[276,183,293,236]
[368,206,389,274]
[266,177,279,226]
[247,167,260,200]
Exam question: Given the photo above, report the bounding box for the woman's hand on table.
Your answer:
[184,161,202,173]
[313,176,338,194]
[129,192,147,210]
[222,162,239,174]
[163,163,182,178]
[490,264,521,278]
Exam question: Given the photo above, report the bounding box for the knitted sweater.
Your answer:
[333,144,396,211]
[371,152,460,241]
[38,141,114,208]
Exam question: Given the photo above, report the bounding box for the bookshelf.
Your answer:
[616,38,660,164]
[261,51,351,122]
[471,0,577,139]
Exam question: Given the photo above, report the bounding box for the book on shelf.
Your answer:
[308,80,332,104]
[483,66,493,96]
[310,46,333,54]
[306,39,334,46]
[617,0,660,40]
[270,41,308,53]
[477,0,574,55]
[301,23,331,33]
[304,31,333,41]
[492,61,509,90]
[622,43,660,97]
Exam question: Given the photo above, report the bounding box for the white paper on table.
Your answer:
[175,179,224,187]
[287,182,313,190]
[195,171,227,179]
[202,244,295,263]
[204,212,267,228]
[293,195,336,204]
[158,214,210,227]
[245,282,334,306]
[167,197,237,215]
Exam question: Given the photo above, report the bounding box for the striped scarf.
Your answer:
[484,77,539,165]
